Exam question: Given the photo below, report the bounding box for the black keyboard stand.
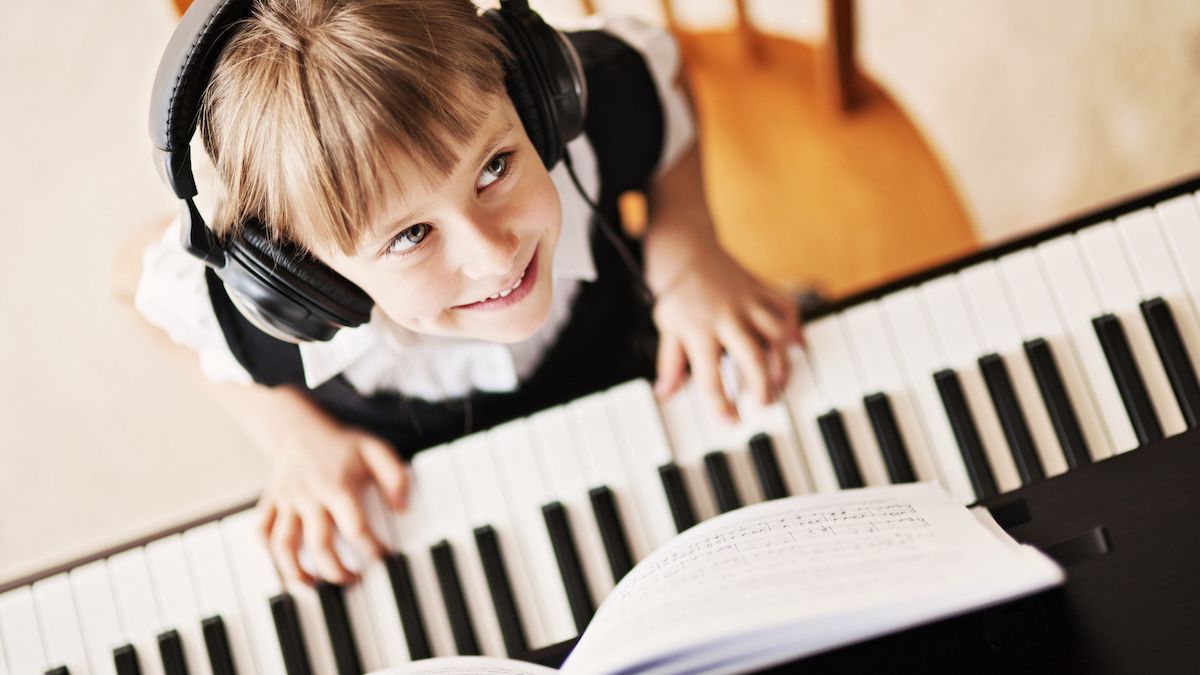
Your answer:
[524,428,1200,673]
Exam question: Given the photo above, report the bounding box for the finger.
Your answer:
[269,509,312,586]
[685,335,736,421]
[718,321,772,406]
[761,288,805,345]
[764,339,790,393]
[327,491,386,564]
[745,304,792,390]
[655,333,688,398]
[302,508,354,584]
[359,438,409,511]
[256,500,277,545]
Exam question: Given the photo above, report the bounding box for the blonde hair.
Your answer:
[199,0,511,255]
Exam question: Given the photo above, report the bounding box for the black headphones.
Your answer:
[148,0,588,342]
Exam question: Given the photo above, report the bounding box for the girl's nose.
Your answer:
[457,218,521,280]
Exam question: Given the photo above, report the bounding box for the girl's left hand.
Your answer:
[651,243,803,420]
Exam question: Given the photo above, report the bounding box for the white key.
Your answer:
[657,385,719,520]
[1120,207,1200,402]
[488,420,578,645]
[1037,234,1140,452]
[451,434,548,650]
[602,380,682,548]
[732,388,814,496]
[182,522,261,675]
[0,586,48,673]
[0,616,8,675]
[840,303,944,486]
[145,535,213,675]
[920,276,1023,493]
[33,573,90,675]
[412,447,507,657]
[384,447,464,658]
[358,488,413,666]
[1078,222,1187,435]
[70,560,125,675]
[997,248,1115,460]
[879,288,978,503]
[337,541,386,673]
[1157,194,1200,322]
[804,318,890,487]
[107,548,166,675]
[220,510,289,675]
[528,408,615,602]
[692,364,764,506]
[959,262,1068,477]
[565,391,655,565]
[780,345,842,493]
[280,563,337,675]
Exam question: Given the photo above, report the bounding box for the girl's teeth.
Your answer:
[481,269,528,303]
[499,289,512,298]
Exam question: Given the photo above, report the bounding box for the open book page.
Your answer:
[562,482,1063,675]
[369,656,557,675]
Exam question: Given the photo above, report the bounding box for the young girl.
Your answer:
[135,0,800,586]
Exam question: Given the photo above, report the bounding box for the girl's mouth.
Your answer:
[454,247,540,311]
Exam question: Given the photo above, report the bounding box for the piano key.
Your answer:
[1036,234,1139,452]
[199,617,235,675]
[586,487,635,581]
[0,621,7,675]
[958,262,1069,477]
[0,586,49,673]
[278,567,336,675]
[182,522,261,675]
[540,502,594,632]
[816,410,864,489]
[429,541,478,655]
[156,630,187,675]
[144,535,213,675]
[748,433,790,500]
[382,554,429,661]
[1094,313,1164,444]
[107,549,166,675]
[267,594,311,675]
[1155,194,1200,324]
[358,488,420,664]
[688,369,764,508]
[113,645,140,675]
[472,526,528,656]
[1141,298,1200,427]
[219,511,289,675]
[487,421,577,645]
[32,574,90,675]
[702,451,743,512]
[841,304,947,489]
[1024,338,1092,468]
[997,248,1114,460]
[47,669,70,675]
[656,386,720,521]
[413,447,506,656]
[935,369,999,500]
[656,463,698,532]
[528,409,615,603]
[70,560,126,675]
[862,393,917,484]
[1077,223,1186,435]
[804,318,890,487]
[878,290,979,503]
[450,436,547,651]
[920,276,1021,493]
[734,394,813,497]
[978,353,1045,484]
[313,584,360,675]
[332,555,384,673]
[601,380,683,549]
[779,345,843,493]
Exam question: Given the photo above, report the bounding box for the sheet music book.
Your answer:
[371,482,1064,675]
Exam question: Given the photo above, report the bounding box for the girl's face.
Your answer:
[319,95,562,343]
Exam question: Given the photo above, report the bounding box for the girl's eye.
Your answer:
[476,151,515,190]
[386,222,430,256]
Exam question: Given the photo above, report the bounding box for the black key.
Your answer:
[201,616,237,675]
[863,393,916,484]
[658,463,698,532]
[1142,297,1200,428]
[978,353,1045,485]
[748,433,789,499]
[588,486,635,580]
[157,629,189,675]
[431,540,480,655]
[316,582,361,675]
[1024,338,1092,469]
[113,644,141,675]
[934,369,998,500]
[269,593,313,675]
[542,501,594,632]
[1093,313,1164,444]
[46,666,70,675]
[816,410,863,489]
[384,553,432,660]
[474,525,528,656]
[703,451,742,513]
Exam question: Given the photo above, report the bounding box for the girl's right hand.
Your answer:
[254,402,409,586]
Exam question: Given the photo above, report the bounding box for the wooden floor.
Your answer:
[678,29,978,299]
